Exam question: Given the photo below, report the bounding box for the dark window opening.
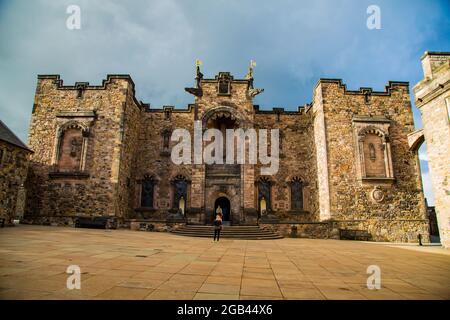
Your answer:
[172,175,188,213]
[218,80,230,95]
[141,177,155,208]
[290,177,304,211]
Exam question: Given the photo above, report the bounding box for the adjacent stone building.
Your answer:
[411,51,450,248]
[24,65,429,242]
[0,120,33,225]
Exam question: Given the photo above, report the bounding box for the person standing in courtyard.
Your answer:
[214,206,223,242]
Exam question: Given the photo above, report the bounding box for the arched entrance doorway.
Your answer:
[215,197,231,222]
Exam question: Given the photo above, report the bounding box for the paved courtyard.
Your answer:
[0,225,449,300]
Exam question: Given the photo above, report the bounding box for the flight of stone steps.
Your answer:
[171,225,284,240]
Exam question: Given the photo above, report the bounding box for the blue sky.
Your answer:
[1,0,449,204]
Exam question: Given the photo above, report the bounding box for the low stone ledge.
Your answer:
[260,222,334,239]
[128,219,185,232]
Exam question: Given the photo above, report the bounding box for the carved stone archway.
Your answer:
[201,106,246,129]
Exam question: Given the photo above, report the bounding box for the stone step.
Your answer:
[181,226,262,230]
[172,230,277,235]
[171,232,283,240]
[171,225,283,240]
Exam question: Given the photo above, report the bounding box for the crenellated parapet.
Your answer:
[36,74,142,109]
[316,78,410,96]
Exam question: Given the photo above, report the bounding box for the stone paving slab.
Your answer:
[0,225,449,300]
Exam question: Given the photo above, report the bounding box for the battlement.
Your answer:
[316,78,410,95]
[37,74,137,90]
[35,74,411,117]
[37,74,141,109]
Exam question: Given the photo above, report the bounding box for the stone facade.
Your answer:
[24,68,429,242]
[412,51,450,248]
[0,121,33,225]
[312,80,428,242]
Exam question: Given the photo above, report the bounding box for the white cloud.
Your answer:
[0,0,195,142]
[0,0,448,148]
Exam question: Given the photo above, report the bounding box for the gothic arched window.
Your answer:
[258,177,272,214]
[172,175,188,212]
[290,177,304,211]
[141,176,155,208]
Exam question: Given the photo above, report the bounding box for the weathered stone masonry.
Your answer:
[24,69,429,242]
[412,52,450,248]
[0,120,33,225]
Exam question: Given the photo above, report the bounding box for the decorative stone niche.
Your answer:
[50,110,96,177]
[216,72,232,96]
[352,116,394,185]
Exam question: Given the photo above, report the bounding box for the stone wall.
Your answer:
[25,75,139,222]
[261,222,332,239]
[116,82,142,219]
[0,141,31,224]
[254,108,318,221]
[23,71,431,243]
[312,79,429,242]
[132,107,194,220]
[414,52,450,248]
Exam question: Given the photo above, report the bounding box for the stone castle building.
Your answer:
[24,64,429,242]
[410,51,450,248]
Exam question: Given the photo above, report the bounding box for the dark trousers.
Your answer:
[214,228,221,241]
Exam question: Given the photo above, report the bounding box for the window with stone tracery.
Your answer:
[290,177,304,211]
[141,176,155,208]
[171,175,188,213]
